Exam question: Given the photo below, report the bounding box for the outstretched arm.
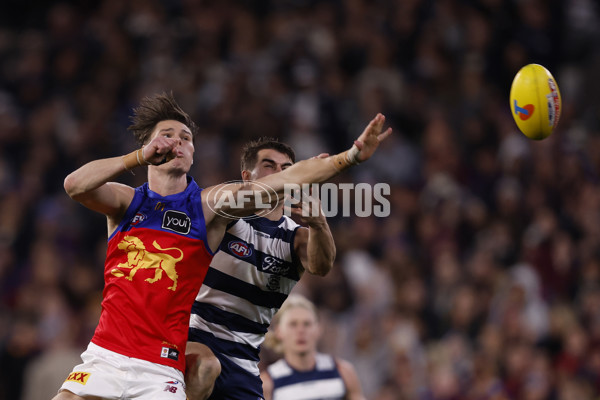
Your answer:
[203,113,392,221]
[260,113,391,193]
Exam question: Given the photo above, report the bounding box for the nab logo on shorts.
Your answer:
[161,346,180,361]
[162,210,191,235]
[65,372,91,385]
[229,241,252,258]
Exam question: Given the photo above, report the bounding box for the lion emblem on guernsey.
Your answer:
[111,236,184,291]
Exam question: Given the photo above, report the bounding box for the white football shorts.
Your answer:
[58,342,186,399]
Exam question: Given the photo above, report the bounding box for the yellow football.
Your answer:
[509,64,561,140]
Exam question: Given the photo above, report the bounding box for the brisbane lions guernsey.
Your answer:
[92,177,213,372]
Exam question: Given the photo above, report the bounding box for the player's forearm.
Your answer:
[217,114,390,217]
[306,221,336,276]
[64,155,132,199]
[64,147,150,199]
[258,155,346,194]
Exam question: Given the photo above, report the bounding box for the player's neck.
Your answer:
[285,351,317,371]
[264,203,283,221]
[147,170,188,196]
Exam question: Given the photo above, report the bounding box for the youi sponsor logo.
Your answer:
[162,210,191,234]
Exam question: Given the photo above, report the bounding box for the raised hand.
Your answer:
[142,136,179,165]
[284,190,327,228]
[353,113,392,163]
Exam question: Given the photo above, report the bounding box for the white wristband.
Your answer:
[346,145,360,165]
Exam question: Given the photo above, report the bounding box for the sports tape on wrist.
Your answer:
[330,145,361,172]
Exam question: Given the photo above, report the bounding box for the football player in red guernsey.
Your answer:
[54,92,391,400]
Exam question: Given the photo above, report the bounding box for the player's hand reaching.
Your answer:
[353,113,392,163]
[142,136,179,165]
[329,114,392,171]
[284,190,327,228]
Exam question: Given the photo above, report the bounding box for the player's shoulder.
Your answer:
[280,214,301,230]
[266,358,293,378]
[241,215,300,235]
[334,357,360,382]
[249,214,299,228]
[315,352,337,370]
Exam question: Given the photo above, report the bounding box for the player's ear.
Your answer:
[241,169,252,181]
[274,325,283,341]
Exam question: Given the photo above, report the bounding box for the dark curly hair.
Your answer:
[240,137,296,171]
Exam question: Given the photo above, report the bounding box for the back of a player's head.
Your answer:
[240,137,296,172]
[128,92,198,145]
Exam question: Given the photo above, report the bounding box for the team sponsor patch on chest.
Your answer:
[65,371,91,385]
[162,210,191,234]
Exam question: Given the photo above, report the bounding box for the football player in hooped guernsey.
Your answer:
[261,295,365,400]
[55,92,391,400]
[186,138,336,400]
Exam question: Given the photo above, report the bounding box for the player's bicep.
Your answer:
[73,182,134,220]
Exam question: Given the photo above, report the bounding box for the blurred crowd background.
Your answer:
[1,0,600,399]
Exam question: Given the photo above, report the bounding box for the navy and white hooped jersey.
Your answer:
[267,353,347,400]
[189,215,301,377]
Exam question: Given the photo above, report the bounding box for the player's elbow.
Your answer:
[310,257,335,277]
[63,173,85,200]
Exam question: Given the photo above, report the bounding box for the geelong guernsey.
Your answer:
[267,353,347,400]
[189,215,301,376]
[92,177,213,373]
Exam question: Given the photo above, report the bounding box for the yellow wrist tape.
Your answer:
[330,145,360,172]
[122,148,150,171]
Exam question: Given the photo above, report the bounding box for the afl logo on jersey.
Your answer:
[229,241,252,258]
[131,212,146,225]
